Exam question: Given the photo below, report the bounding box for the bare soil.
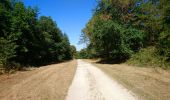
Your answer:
[0,60,77,100]
[84,59,170,100]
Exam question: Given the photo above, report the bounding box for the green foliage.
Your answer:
[81,0,169,67]
[91,18,128,59]
[83,15,145,61]
[123,27,145,52]
[76,49,89,59]
[70,45,77,58]
[76,44,97,59]
[127,47,170,69]
[0,0,74,71]
[0,0,11,38]
[0,38,16,64]
[157,0,170,62]
[158,31,170,61]
[60,34,73,60]
[131,0,162,45]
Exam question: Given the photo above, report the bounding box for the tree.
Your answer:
[61,33,72,60]
[70,45,77,58]
[0,0,73,70]
[0,0,17,70]
[82,0,145,61]
[0,0,11,37]
[0,38,17,70]
[82,0,169,66]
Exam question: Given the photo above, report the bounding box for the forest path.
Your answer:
[66,59,137,100]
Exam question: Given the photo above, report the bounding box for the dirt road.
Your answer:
[66,60,137,100]
[0,59,138,100]
[0,60,77,100]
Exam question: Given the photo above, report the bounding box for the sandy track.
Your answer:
[0,60,77,100]
[66,60,137,100]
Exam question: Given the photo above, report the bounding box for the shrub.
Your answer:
[127,47,170,69]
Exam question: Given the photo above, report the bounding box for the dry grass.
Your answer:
[0,60,77,100]
[84,59,170,100]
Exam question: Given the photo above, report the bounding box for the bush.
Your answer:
[4,61,21,72]
[158,31,170,62]
[127,47,170,69]
[0,38,17,70]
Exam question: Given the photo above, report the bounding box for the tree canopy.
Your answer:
[0,0,75,71]
[81,0,170,66]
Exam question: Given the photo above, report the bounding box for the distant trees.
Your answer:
[70,45,77,58]
[82,0,170,65]
[0,0,74,71]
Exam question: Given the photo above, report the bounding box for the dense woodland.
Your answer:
[0,0,170,71]
[0,0,76,71]
[78,0,170,68]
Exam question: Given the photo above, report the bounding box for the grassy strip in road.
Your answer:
[84,59,170,100]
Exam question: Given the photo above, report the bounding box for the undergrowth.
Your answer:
[127,47,170,69]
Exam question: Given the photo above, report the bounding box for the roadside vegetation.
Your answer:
[78,0,170,68]
[127,47,170,69]
[0,0,76,72]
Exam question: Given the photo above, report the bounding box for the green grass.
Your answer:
[127,47,170,69]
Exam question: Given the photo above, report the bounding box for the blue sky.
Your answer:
[23,0,97,51]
